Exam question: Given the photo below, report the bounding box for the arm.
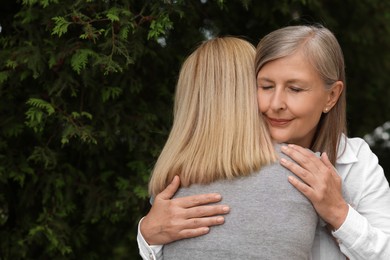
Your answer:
[332,141,390,259]
[281,143,390,260]
[137,175,230,259]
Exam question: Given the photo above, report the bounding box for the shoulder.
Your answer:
[336,135,385,184]
[336,135,384,183]
[337,136,375,165]
[336,136,388,207]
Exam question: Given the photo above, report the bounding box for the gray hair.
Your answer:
[255,25,345,87]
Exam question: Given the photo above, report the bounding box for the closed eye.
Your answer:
[289,86,304,93]
[258,85,274,90]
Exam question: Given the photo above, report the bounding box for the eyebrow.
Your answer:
[257,77,307,85]
[257,77,274,83]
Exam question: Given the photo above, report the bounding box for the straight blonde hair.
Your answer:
[255,25,347,164]
[149,37,276,197]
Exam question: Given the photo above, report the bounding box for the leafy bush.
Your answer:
[0,0,180,258]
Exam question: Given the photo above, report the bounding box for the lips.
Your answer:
[266,116,292,127]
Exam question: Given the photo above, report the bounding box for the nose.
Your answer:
[269,88,286,111]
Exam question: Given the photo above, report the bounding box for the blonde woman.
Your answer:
[141,37,318,259]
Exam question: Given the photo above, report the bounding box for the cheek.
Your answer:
[290,94,324,117]
[298,105,323,128]
[310,110,324,124]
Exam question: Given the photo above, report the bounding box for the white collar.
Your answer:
[336,135,358,165]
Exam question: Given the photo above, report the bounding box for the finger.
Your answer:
[184,215,226,229]
[176,193,224,208]
[320,152,340,179]
[281,145,321,172]
[280,157,311,181]
[167,215,226,241]
[320,152,335,171]
[184,204,230,219]
[284,144,316,158]
[159,175,181,200]
[288,175,314,200]
[178,226,211,239]
[177,215,226,239]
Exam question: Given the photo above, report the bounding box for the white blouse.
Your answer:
[137,137,390,260]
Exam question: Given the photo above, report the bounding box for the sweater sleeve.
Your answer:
[332,140,390,260]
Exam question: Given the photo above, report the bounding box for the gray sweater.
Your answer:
[163,147,318,260]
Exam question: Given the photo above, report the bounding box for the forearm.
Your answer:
[137,217,164,260]
[136,176,229,259]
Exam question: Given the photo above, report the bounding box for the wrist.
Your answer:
[327,202,349,231]
[140,215,156,245]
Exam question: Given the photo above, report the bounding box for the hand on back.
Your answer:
[280,144,349,230]
[141,175,230,245]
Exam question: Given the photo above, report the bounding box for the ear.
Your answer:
[324,81,343,112]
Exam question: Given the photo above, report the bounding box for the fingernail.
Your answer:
[217,216,225,223]
[280,158,287,164]
[281,146,288,151]
[222,206,230,213]
[215,194,222,200]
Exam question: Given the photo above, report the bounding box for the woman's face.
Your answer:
[257,51,333,148]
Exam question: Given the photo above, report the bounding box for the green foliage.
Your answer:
[25,98,55,133]
[70,49,97,74]
[0,0,389,259]
[52,16,71,37]
[148,13,173,40]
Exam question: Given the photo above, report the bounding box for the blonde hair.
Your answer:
[255,25,347,164]
[149,37,276,197]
